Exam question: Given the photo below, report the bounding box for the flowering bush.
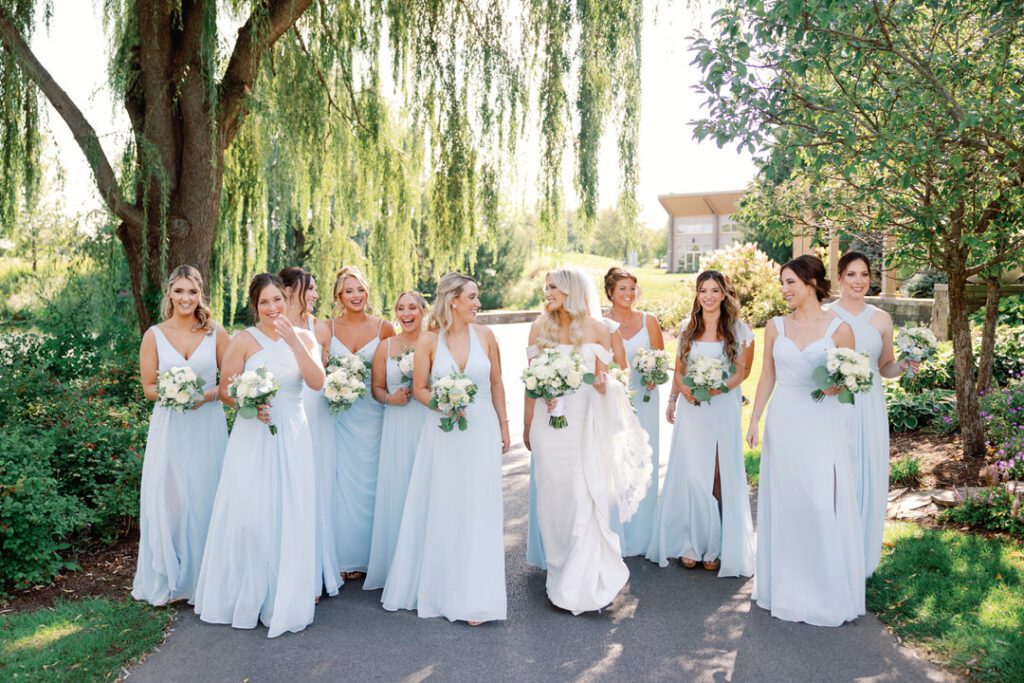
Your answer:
[941,485,1023,539]
[699,243,788,327]
[980,378,1024,477]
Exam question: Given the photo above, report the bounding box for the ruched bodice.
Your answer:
[772,317,843,389]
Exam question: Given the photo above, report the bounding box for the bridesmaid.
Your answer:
[746,255,865,627]
[364,291,431,591]
[646,270,755,576]
[326,266,395,580]
[830,251,918,577]
[604,266,664,557]
[382,273,510,624]
[133,265,229,606]
[194,273,325,637]
[280,267,342,599]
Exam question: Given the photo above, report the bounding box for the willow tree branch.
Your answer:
[218,0,315,147]
[0,5,143,227]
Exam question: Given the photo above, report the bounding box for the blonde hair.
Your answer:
[394,290,429,319]
[536,267,592,350]
[333,266,372,316]
[160,265,213,333]
[429,273,476,332]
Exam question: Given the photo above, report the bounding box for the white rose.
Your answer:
[175,389,192,403]
[566,370,582,387]
[525,376,538,391]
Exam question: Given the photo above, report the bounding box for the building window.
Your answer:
[675,220,713,235]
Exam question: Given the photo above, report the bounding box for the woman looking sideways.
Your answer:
[364,291,431,591]
[382,273,510,625]
[133,265,230,606]
[746,255,865,627]
[603,266,665,557]
[194,273,325,637]
[646,270,755,577]
[829,251,918,577]
[325,266,396,581]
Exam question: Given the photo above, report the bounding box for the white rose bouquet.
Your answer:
[811,347,874,404]
[396,348,416,387]
[522,349,586,428]
[895,326,938,377]
[632,347,671,403]
[324,353,370,413]
[682,355,734,406]
[228,366,281,434]
[606,363,635,408]
[429,370,479,432]
[157,366,206,412]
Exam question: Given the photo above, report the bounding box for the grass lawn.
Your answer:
[870,522,1024,682]
[0,598,170,682]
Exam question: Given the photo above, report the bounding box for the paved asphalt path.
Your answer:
[128,323,952,683]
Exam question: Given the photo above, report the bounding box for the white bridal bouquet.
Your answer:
[324,353,370,413]
[632,347,671,403]
[228,366,281,434]
[683,355,734,406]
[396,348,416,387]
[522,349,586,428]
[811,348,874,404]
[895,326,938,377]
[157,366,206,412]
[429,370,479,432]
[607,363,634,407]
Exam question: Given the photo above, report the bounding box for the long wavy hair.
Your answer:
[332,265,372,317]
[678,270,743,364]
[279,266,312,323]
[160,265,213,333]
[429,273,476,332]
[536,267,595,350]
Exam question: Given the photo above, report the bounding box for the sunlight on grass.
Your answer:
[869,522,1024,682]
[3,621,83,654]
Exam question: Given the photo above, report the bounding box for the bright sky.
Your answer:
[31,0,755,231]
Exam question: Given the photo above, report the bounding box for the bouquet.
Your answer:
[522,349,586,428]
[811,347,874,404]
[606,363,635,408]
[395,347,416,387]
[324,353,370,413]
[682,355,734,406]
[632,348,671,402]
[429,370,479,432]
[895,326,938,377]
[228,366,281,434]
[157,366,206,412]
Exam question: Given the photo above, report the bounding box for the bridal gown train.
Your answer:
[752,316,865,627]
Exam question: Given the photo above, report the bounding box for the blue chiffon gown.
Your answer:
[132,327,227,605]
[752,316,865,627]
[611,312,661,557]
[194,327,317,637]
[646,321,755,576]
[830,302,889,577]
[382,327,507,622]
[329,320,385,574]
[364,339,430,590]
[304,317,342,596]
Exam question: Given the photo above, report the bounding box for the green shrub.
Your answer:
[889,456,921,487]
[970,294,1024,327]
[885,383,957,433]
[941,485,1024,539]
[903,270,947,298]
[644,278,696,334]
[0,430,87,592]
[899,344,955,392]
[698,243,788,327]
[989,325,1024,387]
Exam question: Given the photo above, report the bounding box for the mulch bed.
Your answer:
[1,530,140,615]
[890,431,989,490]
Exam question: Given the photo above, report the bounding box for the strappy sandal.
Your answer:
[680,557,698,569]
[702,559,721,572]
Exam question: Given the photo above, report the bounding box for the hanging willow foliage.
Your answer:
[0,0,648,326]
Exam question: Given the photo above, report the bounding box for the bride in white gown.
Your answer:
[524,267,652,615]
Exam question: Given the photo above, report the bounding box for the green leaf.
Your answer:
[239,405,257,420]
[811,365,832,388]
[583,372,597,385]
[838,390,855,405]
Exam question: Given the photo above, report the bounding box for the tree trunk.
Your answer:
[945,239,985,458]
[976,275,1001,395]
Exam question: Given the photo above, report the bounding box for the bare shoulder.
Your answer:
[644,311,661,329]
[471,323,496,343]
[528,319,542,343]
[586,316,612,344]
[378,318,397,338]
[418,329,440,348]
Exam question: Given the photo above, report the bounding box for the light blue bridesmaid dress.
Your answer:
[382,327,507,622]
[132,327,227,605]
[194,327,317,637]
[364,338,430,590]
[646,321,755,577]
[329,320,385,574]
[830,302,889,577]
[304,317,342,596]
[611,312,661,557]
[752,316,865,627]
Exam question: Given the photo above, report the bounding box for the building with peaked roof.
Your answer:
[658,190,745,273]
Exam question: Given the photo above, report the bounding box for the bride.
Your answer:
[524,267,651,615]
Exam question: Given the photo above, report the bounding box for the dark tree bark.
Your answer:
[976,275,1002,395]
